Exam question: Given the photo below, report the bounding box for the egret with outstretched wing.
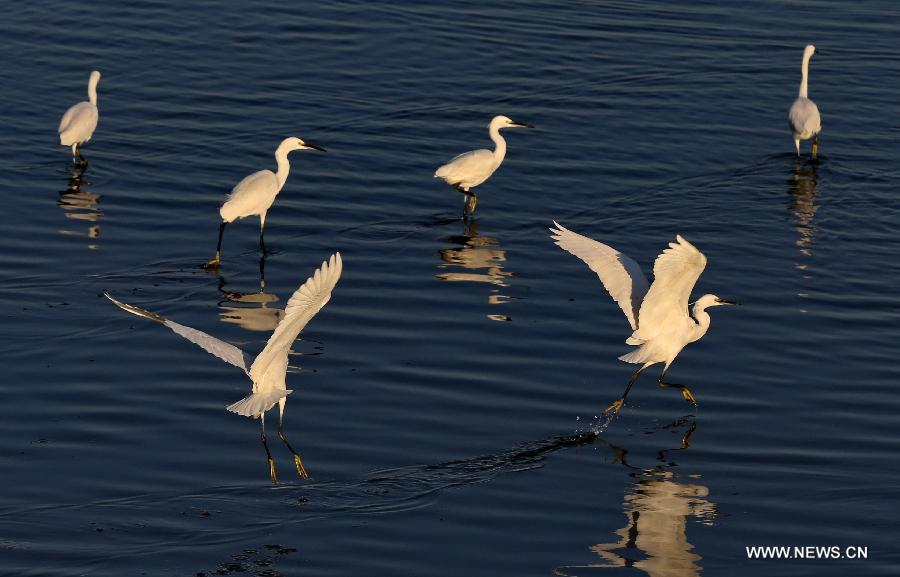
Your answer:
[106,253,342,482]
[550,222,736,415]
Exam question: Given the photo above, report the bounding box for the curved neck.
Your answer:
[489,123,507,166]
[690,303,712,343]
[274,147,292,189]
[88,76,99,106]
[798,53,811,99]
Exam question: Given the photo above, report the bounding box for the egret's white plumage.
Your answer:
[434,115,533,215]
[788,44,821,158]
[58,70,101,159]
[550,222,736,414]
[106,252,342,482]
[208,136,325,267]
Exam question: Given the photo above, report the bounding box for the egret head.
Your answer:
[491,115,534,129]
[803,44,817,59]
[694,294,739,311]
[90,70,102,84]
[280,136,326,153]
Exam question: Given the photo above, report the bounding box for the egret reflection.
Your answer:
[556,423,716,577]
[435,219,514,320]
[788,161,819,265]
[57,165,102,248]
[217,255,285,333]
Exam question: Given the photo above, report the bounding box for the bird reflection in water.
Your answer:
[217,254,285,332]
[788,160,819,267]
[555,422,716,577]
[435,219,514,321]
[57,164,101,248]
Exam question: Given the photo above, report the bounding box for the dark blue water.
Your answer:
[2,1,899,575]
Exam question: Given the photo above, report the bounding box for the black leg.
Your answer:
[260,414,277,484]
[278,422,309,480]
[657,367,698,407]
[605,364,649,415]
[259,226,267,254]
[259,253,267,291]
[206,222,227,268]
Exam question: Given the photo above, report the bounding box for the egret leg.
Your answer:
[467,194,478,215]
[657,368,697,407]
[277,401,308,480]
[811,134,819,160]
[260,413,277,484]
[206,222,227,268]
[605,364,650,415]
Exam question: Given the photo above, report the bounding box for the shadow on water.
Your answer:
[554,421,716,577]
[57,163,101,248]
[216,254,286,333]
[787,159,819,267]
[435,218,515,321]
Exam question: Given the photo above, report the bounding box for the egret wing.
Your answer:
[788,98,821,137]
[104,292,251,373]
[630,236,707,343]
[435,149,494,182]
[58,102,98,142]
[249,253,343,384]
[550,221,649,331]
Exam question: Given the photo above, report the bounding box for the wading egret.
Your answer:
[207,137,325,267]
[550,222,736,415]
[105,253,342,483]
[788,44,821,159]
[434,115,533,217]
[58,70,101,162]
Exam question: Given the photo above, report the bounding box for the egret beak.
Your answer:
[302,142,326,152]
[716,298,739,306]
[511,120,534,128]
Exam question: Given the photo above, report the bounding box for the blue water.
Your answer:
[1,1,899,575]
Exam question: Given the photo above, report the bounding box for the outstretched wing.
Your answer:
[630,235,707,343]
[104,292,252,373]
[249,253,343,384]
[550,221,649,330]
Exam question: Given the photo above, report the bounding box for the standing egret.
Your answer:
[207,137,326,268]
[550,222,737,415]
[105,253,342,483]
[788,44,821,159]
[58,70,101,163]
[434,115,533,217]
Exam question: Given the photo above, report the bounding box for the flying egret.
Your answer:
[788,44,821,159]
[58,70,101,163]
[434,115,533,217]
[105,253,342,483]
[550,222,737,415]
[207,137,326,268]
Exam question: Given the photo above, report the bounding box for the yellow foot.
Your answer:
[681,387,698,407]
[205,255,221,269]
[293,455,309,480]
[268,458,278,484]
[467,196,478,214]
[604,397,625,415]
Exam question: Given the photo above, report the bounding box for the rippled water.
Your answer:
[2,1,900,575]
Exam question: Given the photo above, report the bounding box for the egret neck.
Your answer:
[274,142,294,189]
[799,50,811,99]
[489,118,508,169]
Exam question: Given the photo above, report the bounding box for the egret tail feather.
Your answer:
[227,390,292,418]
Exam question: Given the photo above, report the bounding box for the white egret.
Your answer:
[550,222,736,415]
[788,44,821,159]
[105,253,342,483]
[207,137,326,267]
[58,70,101,162]
[434,115,533,217]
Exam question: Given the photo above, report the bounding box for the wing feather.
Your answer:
[249,253,343,383]
[549,221,649,331]
[104,292,251,373]
[630,236,707,343]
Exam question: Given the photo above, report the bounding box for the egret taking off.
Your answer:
[788,44,821,159]
[106,253,342,483]
[550,222,737,416]
[434,115,533,217]
[58,70,101,163]
[207,137,325,268]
